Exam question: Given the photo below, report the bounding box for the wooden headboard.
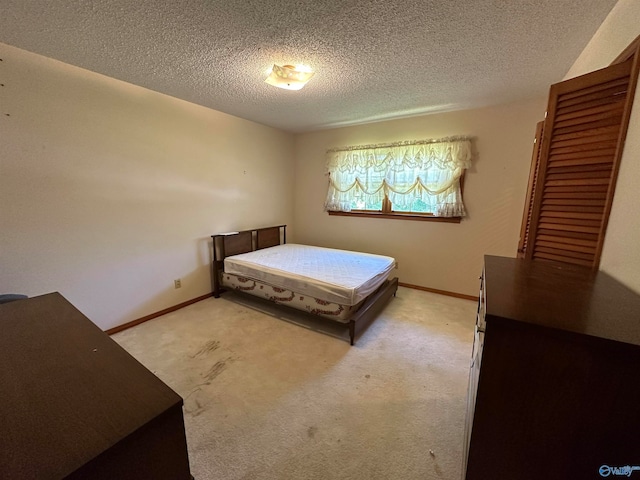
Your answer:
[211,225,286,296]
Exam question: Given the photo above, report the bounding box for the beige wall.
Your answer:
[293,98,546,297]
[565,0,640,294]
[0,43,295,330]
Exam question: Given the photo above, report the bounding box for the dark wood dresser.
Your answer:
[463,255,640,480]
[0,293,192,480]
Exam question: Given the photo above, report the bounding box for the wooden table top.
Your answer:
[484,255,640,346]
[0,293,183,479]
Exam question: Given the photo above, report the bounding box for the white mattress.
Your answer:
[223,244,396,306]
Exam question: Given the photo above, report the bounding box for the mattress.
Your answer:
[223,243,396,306]
[222,272,363,323]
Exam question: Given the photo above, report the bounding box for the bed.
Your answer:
[211,225,399,345]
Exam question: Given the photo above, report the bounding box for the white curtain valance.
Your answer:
[326,139,472,173]
[324,137,472,217]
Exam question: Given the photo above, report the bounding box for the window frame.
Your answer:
[327,172,465,223]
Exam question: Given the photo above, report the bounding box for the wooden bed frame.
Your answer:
[211,225,399,345]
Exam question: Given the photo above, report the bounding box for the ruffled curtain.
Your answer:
[324,138,472,217]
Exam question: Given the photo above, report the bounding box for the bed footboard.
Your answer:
[349,277,399,345]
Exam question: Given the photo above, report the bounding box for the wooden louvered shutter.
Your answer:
[517,121,544,259]
[525,57,639,268]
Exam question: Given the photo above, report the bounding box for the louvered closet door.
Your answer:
[517,121,544,259]
[525,58,638,268]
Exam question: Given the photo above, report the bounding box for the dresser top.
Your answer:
[484,255,640,346]
[0,292,183,479]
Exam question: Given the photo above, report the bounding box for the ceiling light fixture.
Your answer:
[264,64,314,90]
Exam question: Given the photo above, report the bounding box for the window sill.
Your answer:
[327,211,461,223]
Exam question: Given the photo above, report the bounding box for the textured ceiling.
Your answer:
[0,0,618,132]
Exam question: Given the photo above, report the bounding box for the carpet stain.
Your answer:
[203,356,236,382]
[433,460,444,478]
[191,340,221,358]
[365,374,371,379]
[184,388,207,417]
[307,426,317,439]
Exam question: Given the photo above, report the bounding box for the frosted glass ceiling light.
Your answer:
[265,64,314,90]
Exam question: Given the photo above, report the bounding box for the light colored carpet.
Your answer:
[113,287,476,480]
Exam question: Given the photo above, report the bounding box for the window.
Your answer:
[324,137,472,220]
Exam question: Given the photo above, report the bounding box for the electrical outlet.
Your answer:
[174,279,182,289]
